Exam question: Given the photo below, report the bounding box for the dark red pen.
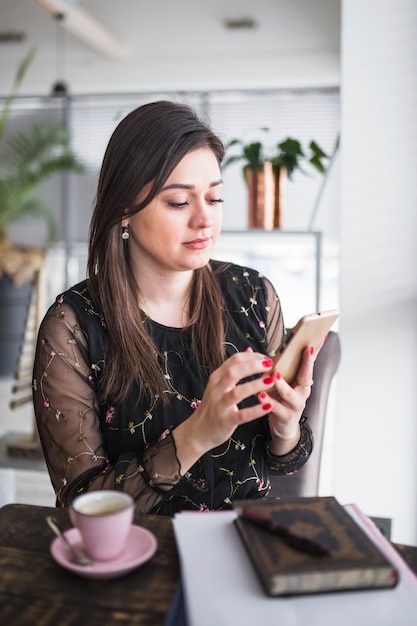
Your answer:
[239,508,330,557]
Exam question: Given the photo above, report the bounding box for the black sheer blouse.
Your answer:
[33,261,313,514]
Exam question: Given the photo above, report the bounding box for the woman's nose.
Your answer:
[190,200,214,228]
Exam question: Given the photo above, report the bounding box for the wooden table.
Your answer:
[1,502,416,626]
[0,503,180,625]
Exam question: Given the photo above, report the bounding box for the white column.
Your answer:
[334,0,417,543]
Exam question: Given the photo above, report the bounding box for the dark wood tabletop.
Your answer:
[1,502,416,626]
[0,503,180,626]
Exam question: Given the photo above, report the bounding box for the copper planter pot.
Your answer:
[245,163,287,230]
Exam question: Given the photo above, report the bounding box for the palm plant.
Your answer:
[0,51,84,377]
[0,49,84,248]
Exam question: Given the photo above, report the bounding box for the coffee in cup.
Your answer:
[70,490,135,562]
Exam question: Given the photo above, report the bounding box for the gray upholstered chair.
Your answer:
[268,330,341,498]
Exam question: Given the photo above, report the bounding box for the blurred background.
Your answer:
[0,0,416,545]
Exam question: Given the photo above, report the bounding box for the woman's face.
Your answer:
[125,148,223,276]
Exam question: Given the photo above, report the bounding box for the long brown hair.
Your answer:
[87,101,226,403]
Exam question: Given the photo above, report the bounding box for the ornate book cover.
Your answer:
[234,496,399,597]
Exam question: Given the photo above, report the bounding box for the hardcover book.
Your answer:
[233,496,399,597]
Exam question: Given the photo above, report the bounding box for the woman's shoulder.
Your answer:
[59,279,91,303]
[210,259,272,291]
[46,279,102,325]
[210,259,278,322]
[55,280,97,311]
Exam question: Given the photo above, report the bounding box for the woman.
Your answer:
[33,101,315,514]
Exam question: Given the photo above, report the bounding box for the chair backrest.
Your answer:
[268,330,341,498]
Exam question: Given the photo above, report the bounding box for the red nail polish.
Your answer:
[262,403,272,412]
[259,392,267,400]
[262,376,274,386]
[262,358,273,368]
[310,346,314,355]
[275,371,281,380]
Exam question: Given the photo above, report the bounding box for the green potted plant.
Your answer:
[0,49,84,377]
[224,129,329,229]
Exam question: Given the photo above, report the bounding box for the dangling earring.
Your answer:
[122,225,130,240]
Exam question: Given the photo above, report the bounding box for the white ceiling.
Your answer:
[0,0,341,95]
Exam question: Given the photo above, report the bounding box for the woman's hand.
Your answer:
[261,345,317,456]
[173,349,281,475]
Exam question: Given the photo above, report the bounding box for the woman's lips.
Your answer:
[183,237,211,250]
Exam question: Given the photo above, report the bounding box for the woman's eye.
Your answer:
[168,201,189,209]
[167,198,223,209]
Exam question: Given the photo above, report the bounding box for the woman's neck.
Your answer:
[138,269,194,328]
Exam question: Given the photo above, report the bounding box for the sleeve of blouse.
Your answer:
[260,274,314,474]
[262,274,286,355]
[33,301,182,512]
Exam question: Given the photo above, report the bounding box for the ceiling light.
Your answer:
[0,31,27,43]
[32,0,129,62]
[224,17,258,30]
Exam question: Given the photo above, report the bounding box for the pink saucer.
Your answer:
[50,524,158,579]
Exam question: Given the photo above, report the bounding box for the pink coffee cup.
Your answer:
[69,490,135,562]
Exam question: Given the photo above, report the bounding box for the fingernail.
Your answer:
[262,376,274,386]
[259,392,267,400]
[262,358,273,368]
[275,371,281,380]
[245,347,253,353]
[262,403,272,412]
[310,346,314,355]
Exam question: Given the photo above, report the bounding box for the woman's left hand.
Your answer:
[259,345,316,456]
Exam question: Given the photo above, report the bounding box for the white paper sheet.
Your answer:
[172,506,417,626]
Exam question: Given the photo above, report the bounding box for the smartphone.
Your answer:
[272,310,339,384]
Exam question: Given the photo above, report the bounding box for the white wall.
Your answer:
[333,0,417,544]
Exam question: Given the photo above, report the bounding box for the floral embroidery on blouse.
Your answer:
[33,261,312,513]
